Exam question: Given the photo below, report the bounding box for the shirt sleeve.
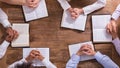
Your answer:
[66,54,80,68]
[41,58,57,68]
[0,40,10,59]
[8,58,27,68]
[94,52,119,68]
[112,38,120,55]
[57,0,71,10]
[0,8,11,28]
[83,0,106,15]
[112,4,120,20]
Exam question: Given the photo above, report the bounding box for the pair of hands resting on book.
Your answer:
[106,19,118,39]
[26,50,45,62]
[5,27,18,42]
[76,44,96,56]
[67,7,84,19]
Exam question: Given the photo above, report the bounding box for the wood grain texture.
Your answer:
[0,0,120,68]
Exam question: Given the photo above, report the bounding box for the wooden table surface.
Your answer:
[0,0,120,68]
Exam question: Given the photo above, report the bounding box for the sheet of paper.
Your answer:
[12,24,29,47]
[61,11,87,31]
[69,41,95,61]
[23,48,49,66]
[22,0,48,21]
[92,15,112,43]
[93,29,112,42]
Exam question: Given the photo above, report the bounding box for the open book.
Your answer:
[92,15,112,43]
[61,11,87,31]
[12,24,29,47]
[22,0,48,22]
[23,48,49,66]
[69,41,95,61]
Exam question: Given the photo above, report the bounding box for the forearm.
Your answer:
[112,4,120,20]
[0,0,25,5]
[42,58,57,68]
[95,52,119,68]
[112,38,120,56]
[57,0,71,10]
[83,0,106,15]
[0,40,10,59]
[66,54,80,68]
[8,58,27,68]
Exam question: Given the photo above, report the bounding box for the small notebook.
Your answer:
[92,15,112,43]
[61,11,87,31]
[69,41,95,61]
[23,48,49,66]
[12,24,29,47]
[22,0,48,22]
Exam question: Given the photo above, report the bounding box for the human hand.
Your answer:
[6,27,19,40]
[68,8,84,19]
[5,35,14,42]
[106,19,117,39]
[76,44,96,56]
[26,50,40,62]
[26,0,40,8]
[36,53,44,61]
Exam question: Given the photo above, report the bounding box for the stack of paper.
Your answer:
[23,48,49,66]
[22,0,48,22]
[12,24,29,47]
[69,41,95,61]
[92,15,112,43]
[61,11,87,31]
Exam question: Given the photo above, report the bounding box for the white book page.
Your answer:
[12,24,29,34]
[23,48,49,66]
[92,15,111,29]
[22,0,48,21]
[35,0,48,18]
[61,11,87,31]
[93,29,112,42]
[12,24,29,47]
[69,41,95,61]
[12,35,29,47]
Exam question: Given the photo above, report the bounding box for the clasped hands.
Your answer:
[26,50,44,62]
[76,44,96,56]
[25,0,40,8]
[67,7,84,19]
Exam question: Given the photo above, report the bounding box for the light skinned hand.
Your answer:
[6,27,19,40]
[82,45,96,56]
[76,44,90,56]
[70,8,84,19]
[5,35,13,42]
[106,19,118,39]
[26,0,40,8]
[26,50,40,62]
[36,53,44,61]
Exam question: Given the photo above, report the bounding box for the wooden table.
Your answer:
[0,0,120,68]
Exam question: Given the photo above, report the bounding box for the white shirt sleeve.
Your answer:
[112,4,120,20]
[57,0,71,10]
[41,58,57,68]
[8,58,27,68]
[83,0,106,15]
[0,40,10,59]
[0,8,11,28]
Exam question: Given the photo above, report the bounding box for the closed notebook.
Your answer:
[12,24,29,47]
[22,0,48,22]
[92,15,112,43]
[23,48,49,66]
[69,41,95,61]
[61,11,87,31]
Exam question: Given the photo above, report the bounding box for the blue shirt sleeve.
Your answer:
[66,54,80,68]
[94,52,119,68]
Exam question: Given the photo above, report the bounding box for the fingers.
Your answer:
[26,0,40,8]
